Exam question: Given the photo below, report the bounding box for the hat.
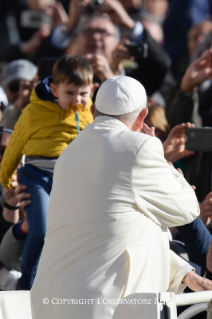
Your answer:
[1,60,37,89]
[95,76,147,115]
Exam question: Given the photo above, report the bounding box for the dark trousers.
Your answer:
[177,217,211,267]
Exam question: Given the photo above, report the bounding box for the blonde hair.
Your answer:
[146,103,170,133]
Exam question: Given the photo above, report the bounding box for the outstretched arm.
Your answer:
[132,136,199,227]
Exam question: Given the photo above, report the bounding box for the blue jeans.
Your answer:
[177,217,212,267]
[17,164,53,290]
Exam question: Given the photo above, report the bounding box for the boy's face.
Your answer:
[50,82,92,111]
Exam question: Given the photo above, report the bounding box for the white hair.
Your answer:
[94,105,144,124]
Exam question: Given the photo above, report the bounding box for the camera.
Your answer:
[87,0,104,13]
[185,127,212,152]
[124,42,148,59]
[20,10,52,28]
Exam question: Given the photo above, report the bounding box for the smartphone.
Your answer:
[124,42,148,59]
[185,127,212,152]
[20,10,52,28]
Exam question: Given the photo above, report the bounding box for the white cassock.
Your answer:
[31,116,199,319]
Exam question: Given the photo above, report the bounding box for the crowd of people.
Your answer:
[0,0,212,318]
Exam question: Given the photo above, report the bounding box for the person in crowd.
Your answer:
[0,60,37,105]
[33,0,171,97]
[0,127,30,291]
[0,181,29,291]
[0,0,27,49]
[0,25,51,65]
[0,128,23,290]
[0,1,69,64]
[166,48,212,202]
[0,55,94,290]
[0,128,16,243]
[175,20,212,80]
[188,21,212,59]
[0,60,38,130]
[163,0,212,78]
[30,75,210,319]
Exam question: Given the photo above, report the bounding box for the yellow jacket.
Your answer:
[1,88,93,188]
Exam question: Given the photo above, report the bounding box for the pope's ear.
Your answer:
[136,108,148,131]
[50,83,58,98]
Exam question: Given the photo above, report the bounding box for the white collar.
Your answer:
[93,116,130,131]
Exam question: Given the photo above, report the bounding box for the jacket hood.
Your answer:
[35,76,57,102]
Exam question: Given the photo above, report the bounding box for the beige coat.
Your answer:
[31,116,199,319]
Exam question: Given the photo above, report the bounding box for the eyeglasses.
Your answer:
[8,79,40,93]
[8,80,20,93]
[82,28,116,38]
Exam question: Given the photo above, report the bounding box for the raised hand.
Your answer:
[140,122,155,136]
[47,2,69,28]
[163,122,195,163]
[85,53,114,82]
[20,25,51,55]
[181,48,212,93]
[67,0,91,30]
[100,0,135,30]
[111,39,132,75]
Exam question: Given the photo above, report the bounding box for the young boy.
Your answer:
[0,55,94,290]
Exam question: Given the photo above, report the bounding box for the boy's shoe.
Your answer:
[0,268,21,291]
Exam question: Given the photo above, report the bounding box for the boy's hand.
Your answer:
[3,174,18,204]
[3,175,20,223]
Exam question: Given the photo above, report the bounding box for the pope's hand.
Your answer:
[140,123,155,136]
[183,270,212,291]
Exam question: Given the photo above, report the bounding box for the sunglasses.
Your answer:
[8,81,20,93]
